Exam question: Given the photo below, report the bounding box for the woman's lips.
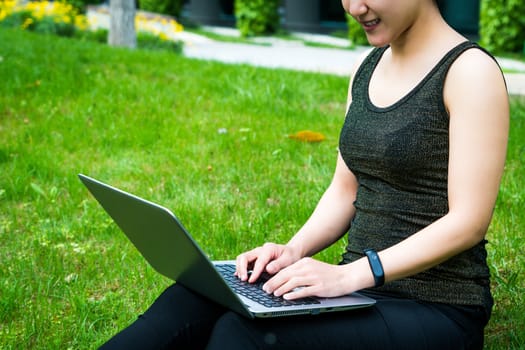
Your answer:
[361,18,380,31]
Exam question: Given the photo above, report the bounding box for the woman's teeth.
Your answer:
[363,19,380,27]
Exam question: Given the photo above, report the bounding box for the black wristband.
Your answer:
[364,249,385,287]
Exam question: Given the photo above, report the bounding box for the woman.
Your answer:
[100,0,509,348]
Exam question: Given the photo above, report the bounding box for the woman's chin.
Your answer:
[365,36,390,48]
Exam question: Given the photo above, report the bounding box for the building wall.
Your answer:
[186,0,479,37]
[186,0,346,33]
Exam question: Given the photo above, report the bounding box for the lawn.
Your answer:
[0,28,523,349]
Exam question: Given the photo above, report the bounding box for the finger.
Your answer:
[283,286,314,300]
[263,267,300,295]
[249,247,276,283]
[266,252,293,275]
[235,249,259,281]
[262,273,282,294]
[271,276,307,298]
[234,255,248,281]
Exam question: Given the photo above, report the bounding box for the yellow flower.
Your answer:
[2,0,182,37]
[5,0,89,31]
[169,19,183,33]
[75,14,88,30]
[0,0,18,20]
[21,17,33,29]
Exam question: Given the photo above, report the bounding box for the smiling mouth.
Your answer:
[362,18,380,28]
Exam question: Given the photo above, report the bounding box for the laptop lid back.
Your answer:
[78,174,253,318]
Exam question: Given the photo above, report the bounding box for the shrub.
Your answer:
[0,0,185,54]
[34,15,76,36]
[346,14,368,47]
[60,0,105,14]
[0,10,37,30]
[75,27,108,43]
[0,1,87,35]
[74,27,183,53]
[234,0,279,37]
[138,0,183,18]
[479,0,525,54]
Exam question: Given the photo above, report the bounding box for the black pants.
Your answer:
[99,284,488,349]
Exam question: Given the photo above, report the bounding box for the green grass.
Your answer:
[0,28,523,349]
[186,27,272,46]
[186,27,353,50]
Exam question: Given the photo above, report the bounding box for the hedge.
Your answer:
[346,14,368,47]
[479,0,525,54]
[234,0,279,37]
[138,0,183,18]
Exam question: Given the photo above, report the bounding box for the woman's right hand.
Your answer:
[235,242,302,283]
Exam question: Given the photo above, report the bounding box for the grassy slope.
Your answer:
[0,28,523,348]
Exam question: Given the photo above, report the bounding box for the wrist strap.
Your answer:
[364,249,385,287]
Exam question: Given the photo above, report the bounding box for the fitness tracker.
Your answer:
[364,249,385,287]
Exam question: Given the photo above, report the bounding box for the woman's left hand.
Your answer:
[262,257,350,300]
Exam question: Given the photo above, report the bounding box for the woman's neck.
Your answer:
[389,7,464,63]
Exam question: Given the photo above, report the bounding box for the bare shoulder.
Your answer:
[444,45,509,126]
[445,46,508,104]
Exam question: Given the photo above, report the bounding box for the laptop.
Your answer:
[78,174,375,318]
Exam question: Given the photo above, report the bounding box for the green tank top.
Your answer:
[339,41,493,312]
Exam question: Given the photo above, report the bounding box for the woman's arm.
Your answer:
[236,153,359,282]
[287,153,358,258]
[267,48,374,263]
[377,48,509,283]
[235,52,370,283]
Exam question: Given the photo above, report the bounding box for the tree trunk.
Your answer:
[108,0,137,49]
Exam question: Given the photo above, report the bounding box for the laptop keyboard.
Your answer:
[216,264,320,308]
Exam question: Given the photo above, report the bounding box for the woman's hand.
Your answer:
[235,242,302,283]
[262,258,352,300]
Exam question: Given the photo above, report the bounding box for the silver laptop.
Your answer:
[79,174,375,318]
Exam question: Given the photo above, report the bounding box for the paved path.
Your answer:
[184,39,370,77]
[87,6,525,96]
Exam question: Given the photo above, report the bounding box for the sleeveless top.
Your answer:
[339,41,494,312]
